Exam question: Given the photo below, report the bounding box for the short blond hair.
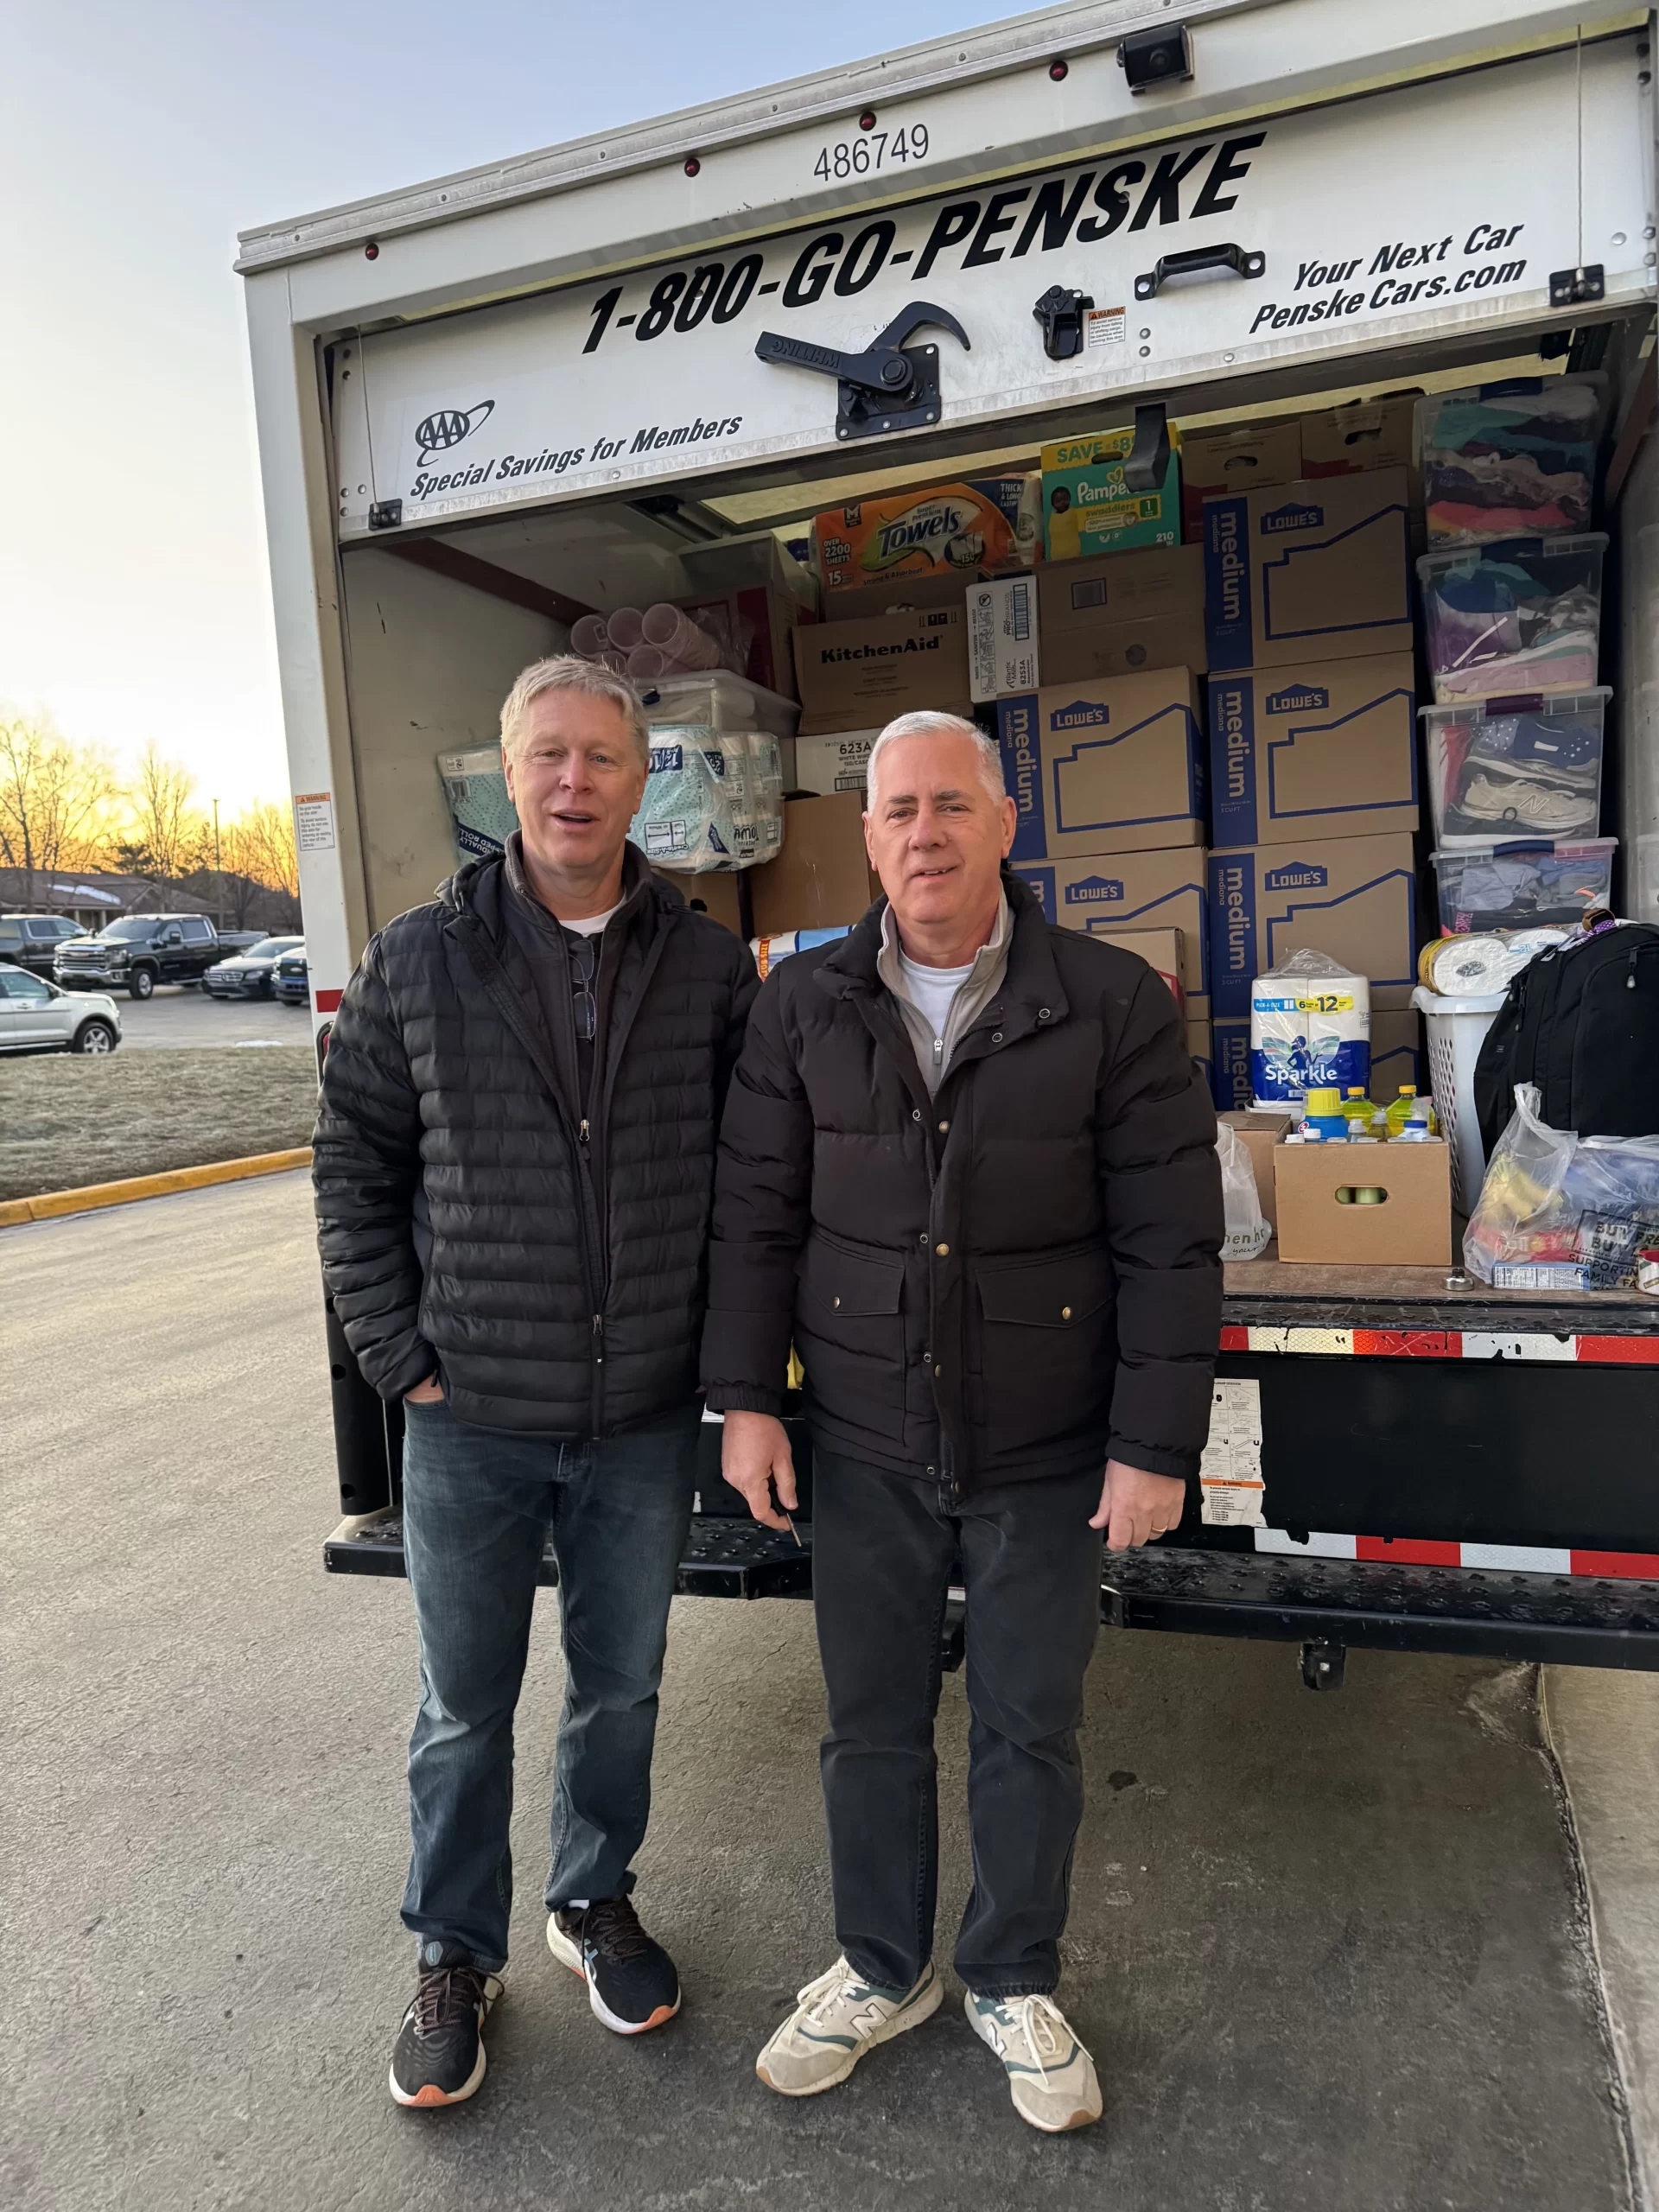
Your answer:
[866,710,1006,805]
[499,656,650,760]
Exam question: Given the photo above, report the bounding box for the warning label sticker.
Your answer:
[1198,1377,1266,1528]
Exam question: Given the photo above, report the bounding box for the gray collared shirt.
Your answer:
[877,891,1013,1096]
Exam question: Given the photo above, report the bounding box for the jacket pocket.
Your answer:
[795,1234,907,1418]
[969,1246,1115,1452]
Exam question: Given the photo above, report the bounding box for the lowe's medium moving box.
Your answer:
[1085,925,1184,1010]
[791,608,970,735]
[1204,467,1413,671]
[1180,417,1303,542]
[1207,830,1421,1021]
[1207,653,1418,849]
[1300,394,1418,478]
[1210,1009,1422,1116]
[1012,847,1210,1019]
[1037,543,1207,683]
[995,671,1205,861]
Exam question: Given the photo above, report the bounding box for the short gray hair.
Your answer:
[499,655,651,761]
[866,710,1006,806]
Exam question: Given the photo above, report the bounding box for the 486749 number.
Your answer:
[812,124,930,181]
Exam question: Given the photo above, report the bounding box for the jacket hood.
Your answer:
[437,838,681,928]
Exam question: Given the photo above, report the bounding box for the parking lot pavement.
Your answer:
[2,1172,1650,2212]
[105,984,307,1049]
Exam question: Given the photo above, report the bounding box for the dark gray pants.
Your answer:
[810,1447,1103,1999]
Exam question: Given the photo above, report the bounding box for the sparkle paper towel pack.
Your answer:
[1249,950,1370,1108]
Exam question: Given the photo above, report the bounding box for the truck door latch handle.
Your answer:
[1032,285,1094,361]
[753,301,970,441]
[1122,402,1170,493]
[1134,242,1265,301]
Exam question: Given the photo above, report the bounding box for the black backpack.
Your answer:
[1474,924,1659,1156]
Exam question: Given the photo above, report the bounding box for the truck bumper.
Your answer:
[325,1509,814,1599]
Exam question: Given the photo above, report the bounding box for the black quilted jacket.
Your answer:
[701,872,1223,1491]
[313,844,757,1437]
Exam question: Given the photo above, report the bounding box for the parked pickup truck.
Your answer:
[54,913,222,1000]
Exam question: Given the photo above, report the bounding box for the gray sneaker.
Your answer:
[964,1990,1103,2133]
[755,1956,941,2096]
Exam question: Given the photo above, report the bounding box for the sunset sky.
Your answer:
[3,0,1015,810]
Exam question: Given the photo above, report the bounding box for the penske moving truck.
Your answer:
[240,0,1659,1684]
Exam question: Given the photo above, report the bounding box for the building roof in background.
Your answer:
[0,869,219,918]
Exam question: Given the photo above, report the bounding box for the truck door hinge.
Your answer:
[1549,264,1605,308]
[368,498,404,531]
[1032,286,1093,361]
[753,301,970,442]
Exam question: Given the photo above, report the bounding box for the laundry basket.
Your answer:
[1410,986,1506,1211]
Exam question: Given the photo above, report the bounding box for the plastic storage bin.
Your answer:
[639,671,799,735]
[1418,375,1606,546]
[1431,837,1616,933]
[1410,986,1506,1212]
[1416,534,1606,702]
[1420,687,1609,844]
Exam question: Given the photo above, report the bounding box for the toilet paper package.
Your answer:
[632,730,747,871]
[1249,948,1370,1108]
[439,747,518,859]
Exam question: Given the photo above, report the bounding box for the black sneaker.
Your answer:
[388,1962,503,2107]
[547,1896,681,2034]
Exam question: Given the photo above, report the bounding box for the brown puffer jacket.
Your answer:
[700,871,1222,1491]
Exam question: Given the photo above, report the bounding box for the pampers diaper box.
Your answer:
[1042,428,1182,562]
[1207,653,1419,848]
[1011,847,1210,1021]
[995,671,1205,861]
[1207,831,1421,1021]
[1204,467,1413,671]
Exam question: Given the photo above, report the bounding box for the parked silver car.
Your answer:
[0,963,122,1053]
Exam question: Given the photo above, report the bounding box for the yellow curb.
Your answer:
[0,1147,313,1228]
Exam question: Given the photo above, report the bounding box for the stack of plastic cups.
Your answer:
[605,607,646,652]
[642,603,723,670]
[569,613,611,659]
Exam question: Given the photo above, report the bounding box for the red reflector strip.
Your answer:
[1353,1330,1462,1359]
[1355,1536,1462,1566]
[1569,1550,1659,1578]
[1574,1336,1659,1364]
[1219,1325,1250,1351]
[315,988,342,1013]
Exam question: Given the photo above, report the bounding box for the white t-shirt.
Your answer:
[897,950,976,1043]
[558,900,622,938]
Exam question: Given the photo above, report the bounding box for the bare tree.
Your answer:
[226,800,302,928]
[118,745,209,882]
[0,713,121,907]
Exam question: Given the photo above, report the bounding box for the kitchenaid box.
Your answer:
[1204,467,1413,671]
[791,607,970,734]
[995,671,1205,860]
[1207,831,1421,1020]
[1207,653,1419,847]
[1012,847,1210,1018]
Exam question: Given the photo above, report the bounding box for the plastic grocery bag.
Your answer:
[1217,1122,1272,1262]
[1464,1084,1659,1289]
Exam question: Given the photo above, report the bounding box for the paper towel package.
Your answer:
[1207,832,1421,1020]
[995,671,1205,860]
[1249,961,1371,1107]
[632,733,748,872]
[1011,847,1210,1018]
[1207,653,1419,848]
[1212,1008,1421,1113]
[439,746,518,860]
[1204,467,1413,671]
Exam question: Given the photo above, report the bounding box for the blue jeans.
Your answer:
[398,1396,700,1973]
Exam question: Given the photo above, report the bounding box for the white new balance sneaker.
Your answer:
[964,1990,1103,2133]
[755,1956,942,2096]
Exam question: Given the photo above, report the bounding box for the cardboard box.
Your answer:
[1012,846,1210,1016]
[1037,543,1207,683]
[1220,1107,1294,1228]
[995,671,1205,861]
[748,791,880,936]
[1208,832,1420,1021]
[968,575,1041,702]
[1186,1013,1212,1091]
[1274,1136,1452,1266]
[1204,467,1413,672]
[1211,1011,1421,1116]
[1300,395,1417,479]
[816,479,1037,594]
[789,731,878,797]
[1041,428,1182,561]
[658,867,743,936]
[1208,653,1419,849]
[1087,925,1185,1011]
[1180,417,1303,542]
[791,608,970,736]
[817,571,969,623]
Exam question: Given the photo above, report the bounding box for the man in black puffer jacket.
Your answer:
[703,711,1221,2135]
[315,658,755,2109]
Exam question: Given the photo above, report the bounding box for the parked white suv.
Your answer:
[0,963,122,1053]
